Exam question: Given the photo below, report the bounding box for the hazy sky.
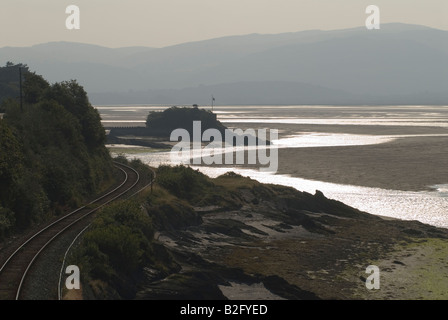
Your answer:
[1,0,447,48]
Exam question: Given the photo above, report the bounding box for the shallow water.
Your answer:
[99,105,448,229]
[192,167,448,229]
[125,149,448,229]
[98,105,448,128]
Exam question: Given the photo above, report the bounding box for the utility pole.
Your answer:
[211,95,215,112]
[4,63,23,110]
[19,67,23,111]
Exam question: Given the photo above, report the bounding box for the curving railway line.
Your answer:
[0,161,153,300]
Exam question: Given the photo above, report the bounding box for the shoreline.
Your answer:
[275,135,448,192]
[225,123,448,192]
[108,122,448,192]
[134,167,448,300]
[98,109,448,300]
[108,123,448,229]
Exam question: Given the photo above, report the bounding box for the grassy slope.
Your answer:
[70,164,448,300]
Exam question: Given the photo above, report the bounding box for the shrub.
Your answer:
[156,165,214,201]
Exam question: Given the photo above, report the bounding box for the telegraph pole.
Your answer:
[19,67,23,111]
[4,63,23,110]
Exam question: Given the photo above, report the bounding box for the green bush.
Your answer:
[70,199,183,299]
[156,165,214,201]
[80,200,154,277]
[0,207,15,239]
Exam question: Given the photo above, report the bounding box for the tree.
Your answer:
[44,80,106,148]
[23,72,49,104]
[0,68,114,234]
[0,119,24,206]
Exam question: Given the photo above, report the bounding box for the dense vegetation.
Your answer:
[0,64,114,239]
[70,163,248,299]
[71,163,360,299]
[145,106,227,137]
[69,162,310,299]
[70,198,162,299]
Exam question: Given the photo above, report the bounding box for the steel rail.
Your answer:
[0,162,139,300]
[57,166,156,300]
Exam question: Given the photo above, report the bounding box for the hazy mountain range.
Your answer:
[1,23,447,105]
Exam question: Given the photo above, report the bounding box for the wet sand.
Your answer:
[108,121,448,300]
[277,136,448,191]
[217,123,448,300]
[228,123,448,191]
[142,176,448,300]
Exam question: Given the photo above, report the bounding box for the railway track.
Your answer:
[57,165,156,300]
[0,161,145,300]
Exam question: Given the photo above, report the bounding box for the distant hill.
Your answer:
[2,23,448,105]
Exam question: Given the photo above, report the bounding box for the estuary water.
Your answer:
[97,105,448,229]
